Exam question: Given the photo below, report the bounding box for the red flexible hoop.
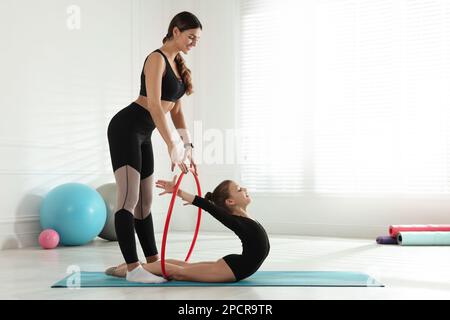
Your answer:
[160,171,202,279]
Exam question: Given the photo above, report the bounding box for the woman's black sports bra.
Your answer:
[139,49,186,102]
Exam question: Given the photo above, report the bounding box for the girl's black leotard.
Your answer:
[192,196,270,281]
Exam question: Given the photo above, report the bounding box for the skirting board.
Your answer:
[0,216,383,250]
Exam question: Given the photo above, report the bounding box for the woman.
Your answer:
[107,176,271,283]
[106,12,202,283]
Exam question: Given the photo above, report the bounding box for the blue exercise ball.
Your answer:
[40,183,107,246]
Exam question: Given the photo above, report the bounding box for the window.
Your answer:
[239,0,450,195]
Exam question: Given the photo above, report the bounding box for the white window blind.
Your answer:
[239,0,307,193]
[239,0,450,195]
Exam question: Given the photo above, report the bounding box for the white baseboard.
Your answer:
[190,220,384,239]
[0,216,41,250]
[263,221,384,239]
[0,211,170,250]
[0,215,384,250]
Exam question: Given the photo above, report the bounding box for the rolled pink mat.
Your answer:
[389,225,450,237]
[376,236,398,245]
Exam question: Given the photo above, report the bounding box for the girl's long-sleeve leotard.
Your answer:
[192,196,270,281]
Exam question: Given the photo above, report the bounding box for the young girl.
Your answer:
[107,176,271,282]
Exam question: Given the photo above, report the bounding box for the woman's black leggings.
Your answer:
[107,102,158,264]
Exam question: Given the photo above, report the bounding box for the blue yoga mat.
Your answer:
[52,271,383,288]
[397,231,450,246]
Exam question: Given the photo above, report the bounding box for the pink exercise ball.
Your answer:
[39,229,60,249]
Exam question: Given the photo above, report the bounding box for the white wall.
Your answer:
[190,0,450,239]
[185,0,241,233]
[0,0,235,249]
[0,0,170,249]
[3,0,448,249]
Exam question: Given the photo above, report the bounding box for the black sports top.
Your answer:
[139,49,186,102]
[191,196,270,277]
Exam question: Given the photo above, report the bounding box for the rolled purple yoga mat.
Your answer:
[376,236,398,245]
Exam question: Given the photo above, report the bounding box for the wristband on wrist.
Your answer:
[184,142,194,149]
[177,128,192,143]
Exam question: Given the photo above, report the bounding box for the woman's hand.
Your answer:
[168,143,189,174]
[182,146,198,176]
[155,175,178,196]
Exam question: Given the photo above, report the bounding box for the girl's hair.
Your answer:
[162,11,202,95]
[204,180,233,213]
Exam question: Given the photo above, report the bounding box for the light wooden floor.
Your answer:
[1,232,450,300]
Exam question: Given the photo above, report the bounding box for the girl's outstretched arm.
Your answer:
[155,175,239,229]
[155,175,195,204]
